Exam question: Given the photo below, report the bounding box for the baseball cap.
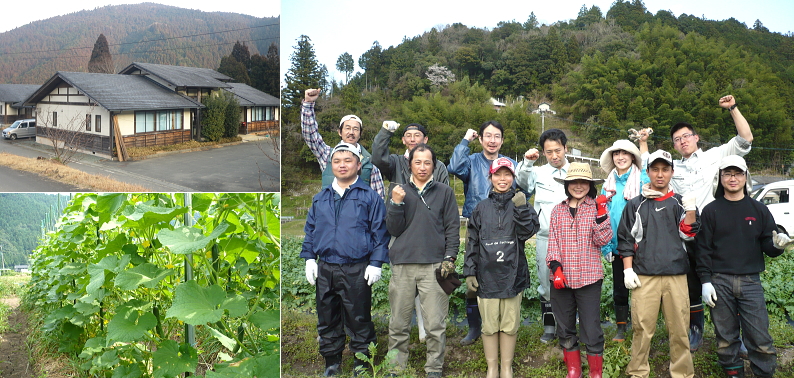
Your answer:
[718,155,748,171]
[331,142,362,160]
[404,123,428,137]
[339,115,363,129]
[647,149,674,168]
[489,157,516,175]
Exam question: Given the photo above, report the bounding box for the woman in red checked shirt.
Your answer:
[546,162,613,378]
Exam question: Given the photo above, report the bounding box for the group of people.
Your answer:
[298,89,792,378]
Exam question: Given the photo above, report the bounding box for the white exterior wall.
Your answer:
[36,85,111,137]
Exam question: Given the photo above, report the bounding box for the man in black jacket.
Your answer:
[385,144,459,378]
[696,155,791,378]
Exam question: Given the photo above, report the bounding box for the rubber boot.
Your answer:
[724,365,745,377]
[689,305,704,352]
[540,300,556,343]
[461,299,482,346]
[499,332,517,378]
[482,333,500,378]
[613,305,629,342]
[352,353,369,377]
[563,349,583,378]
[586,354,603,378]
[415,295,427,343]
[323,354,342,377]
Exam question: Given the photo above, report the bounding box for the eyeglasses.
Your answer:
[482,134,502,141]
[672,133,695,145]
[721,172,746,179]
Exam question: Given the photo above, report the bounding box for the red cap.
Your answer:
[489,157,515,175]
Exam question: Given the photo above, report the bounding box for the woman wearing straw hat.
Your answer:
[598,139,649,342]
[546,162,613,378]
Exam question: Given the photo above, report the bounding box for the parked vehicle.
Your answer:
[752,180,794,235]
[2,119,36,140]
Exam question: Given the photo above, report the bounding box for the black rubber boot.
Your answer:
[323,354,342,377]
[352,354,369,377]
[613,305,629,342]
[540,300,556,344]
[724,365,745,377]
[689,305,704,352]
[461,299,482,346]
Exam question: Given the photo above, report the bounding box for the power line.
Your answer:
[1,22,279,56]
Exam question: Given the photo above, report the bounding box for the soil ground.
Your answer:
[0,297,31,378]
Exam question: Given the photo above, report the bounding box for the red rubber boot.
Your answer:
[563,349,582,378]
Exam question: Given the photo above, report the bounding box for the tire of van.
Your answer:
[9,134,16,140]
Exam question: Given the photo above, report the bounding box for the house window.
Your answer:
[252,107,264,121]
[86,114,92,131]
[135,110,183,133]
[266,107,274,121]
[96,115,101,133]
[52,112,57,126]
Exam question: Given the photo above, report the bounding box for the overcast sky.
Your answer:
[0,0,280,33]
[283,0,793,84]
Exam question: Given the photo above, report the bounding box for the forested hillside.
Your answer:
[282,0,794,187]
[0,193,64,266]
[0,3,279,84]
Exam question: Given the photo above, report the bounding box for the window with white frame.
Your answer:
[135,110,183,133]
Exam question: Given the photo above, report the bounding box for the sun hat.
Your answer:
[712,155,752,196]
[719,155,748,172]
[489,157,516,175]
[330,142,362,160]
[553,162,604,184]
[600,140,642,173]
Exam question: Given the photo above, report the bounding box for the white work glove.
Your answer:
[604,253,614,263]
[464,129,478,141]
[364,265,382,286]
[623,268,642,289]
[702,282,718,307]
[382,120,400,132]
[682,196,697,212]
[305,259,318,286]
[772,230,793,250]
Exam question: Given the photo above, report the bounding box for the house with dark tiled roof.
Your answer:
[0,84,40,125]
[21,71,203,158]
[225,82,279,134]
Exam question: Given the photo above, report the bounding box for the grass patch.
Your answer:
[126,136,242,158]
[0,274,29,298]
[0,152,150,191]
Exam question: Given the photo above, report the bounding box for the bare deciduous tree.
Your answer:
[36,107,95,165]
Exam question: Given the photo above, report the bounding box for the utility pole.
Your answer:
[534,102,555,134]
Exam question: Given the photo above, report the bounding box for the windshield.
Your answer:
[7,120,22,129]
[751,188,762,200]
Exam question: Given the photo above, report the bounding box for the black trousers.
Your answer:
[316,260,376,357]
[611,256,629,306]
[550,280,604,354]
[685,241,703,308]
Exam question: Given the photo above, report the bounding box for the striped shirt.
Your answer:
[546,196,613,289]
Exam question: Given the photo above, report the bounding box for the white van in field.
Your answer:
[752,180,794,235]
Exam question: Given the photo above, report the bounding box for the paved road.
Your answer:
[0,165,82,192]
[0,137,280,192]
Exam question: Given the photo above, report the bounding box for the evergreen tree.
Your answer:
[282,35,327,124]
[336,52,355,84]
[231,41,251,68]
[87,34,114,74]
[218,55,250,84]
[263,43,280,95]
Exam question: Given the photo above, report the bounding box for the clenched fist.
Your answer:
[464,129,479,142]
[524,148,540,161]
[304,88,320,102]
[382,120,400,132]
[391,185,406,204]
[718,95,736,109]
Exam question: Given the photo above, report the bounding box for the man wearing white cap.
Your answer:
[301,88,385,198]
[618,150,699,378]
[696,155,791,378]
[300,142,390,376]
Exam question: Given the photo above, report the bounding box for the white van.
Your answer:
[752,180,794,235]
[2,119,37,140]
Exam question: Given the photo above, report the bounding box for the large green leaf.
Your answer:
[165,281,225,325]
[206,325,237,351]
[221,294,248,318]
[96,193,127,224]
[112,363,143,378]
[87,255,130,296]
[205,355,279,378]
[122,203,187,229]
[115,263,173,291]
[152,340,197,378]
[157,223,230,255]
[249,310,279,331]
[79,336,106,359]
[107,306,157,343]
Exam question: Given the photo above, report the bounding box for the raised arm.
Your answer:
[300,88,331,170]
[719,95,753,144]
[372,126,397,181]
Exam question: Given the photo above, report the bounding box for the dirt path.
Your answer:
[0,296,31,378]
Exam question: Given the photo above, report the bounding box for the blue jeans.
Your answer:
[710,273,776,377]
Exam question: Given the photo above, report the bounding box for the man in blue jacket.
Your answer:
[447,120,517,346]
[301,142,390,377]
